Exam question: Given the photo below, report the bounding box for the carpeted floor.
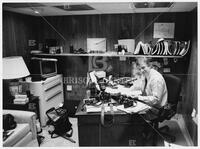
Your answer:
[39,118,79,147]
[158,119,188,146]
[39,114,190,147]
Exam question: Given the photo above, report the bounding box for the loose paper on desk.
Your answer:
[85,105,117,113]
[117,102,151,114]
[105,85,142,97]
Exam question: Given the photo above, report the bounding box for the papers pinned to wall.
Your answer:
[153,23,175,39]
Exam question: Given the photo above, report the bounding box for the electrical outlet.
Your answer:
[67,85,72,91]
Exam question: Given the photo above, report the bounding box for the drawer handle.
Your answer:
[45,82,61,92]
[46,90,62,102]
[44,76,61,85]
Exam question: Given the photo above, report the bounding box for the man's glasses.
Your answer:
[136,65,146,71]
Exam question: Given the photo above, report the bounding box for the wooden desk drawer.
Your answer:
[78,114,147,146]
[76,101,151,146]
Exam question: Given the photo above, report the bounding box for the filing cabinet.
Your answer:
[26,74,64,126]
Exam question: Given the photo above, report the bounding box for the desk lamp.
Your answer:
[3,56,30,97]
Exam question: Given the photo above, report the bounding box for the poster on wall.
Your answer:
[153,23,175,38]
[87,38,106,53]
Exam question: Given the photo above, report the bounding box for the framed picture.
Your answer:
[9,82,22,96]
[153,23,175,38]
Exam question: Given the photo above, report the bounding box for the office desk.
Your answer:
[76,101,153,146]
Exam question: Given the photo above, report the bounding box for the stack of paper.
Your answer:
[116,102,150,114]
[105,85,142,97]
[85,105,117,113]
[13,98,29,104]
[13,94,29,104]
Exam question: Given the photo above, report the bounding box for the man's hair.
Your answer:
[136,57,153,67]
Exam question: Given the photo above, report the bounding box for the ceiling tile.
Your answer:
[3,2,197,16]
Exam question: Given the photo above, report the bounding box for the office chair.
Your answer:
[151,74,182,143]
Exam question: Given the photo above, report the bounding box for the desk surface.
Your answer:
[75,99,150,116]
[76,100,130,116]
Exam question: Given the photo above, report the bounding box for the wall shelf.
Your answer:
[31,53,183,58]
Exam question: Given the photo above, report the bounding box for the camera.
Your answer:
[123,99,133,108]
[83,98,97,105]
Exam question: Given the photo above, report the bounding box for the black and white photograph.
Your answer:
[1,0,198,147]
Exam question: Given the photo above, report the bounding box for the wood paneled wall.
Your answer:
[3,11,38,63]
[2,11,192,63]
[3,11,191,69]
[37,12,191,53]
[182,8,197,146]
[35,12,193,104]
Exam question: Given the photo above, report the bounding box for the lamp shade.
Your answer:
[3,56,30,79]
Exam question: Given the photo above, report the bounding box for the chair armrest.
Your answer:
[4,110,35,123]
[3,110,37,140]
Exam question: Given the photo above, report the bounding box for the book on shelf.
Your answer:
[13,97,29,104]
[13,101,28,104]
[14,94,27,99]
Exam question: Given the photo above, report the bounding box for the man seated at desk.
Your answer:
[135,57,168,120]
[111,57,167,114]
